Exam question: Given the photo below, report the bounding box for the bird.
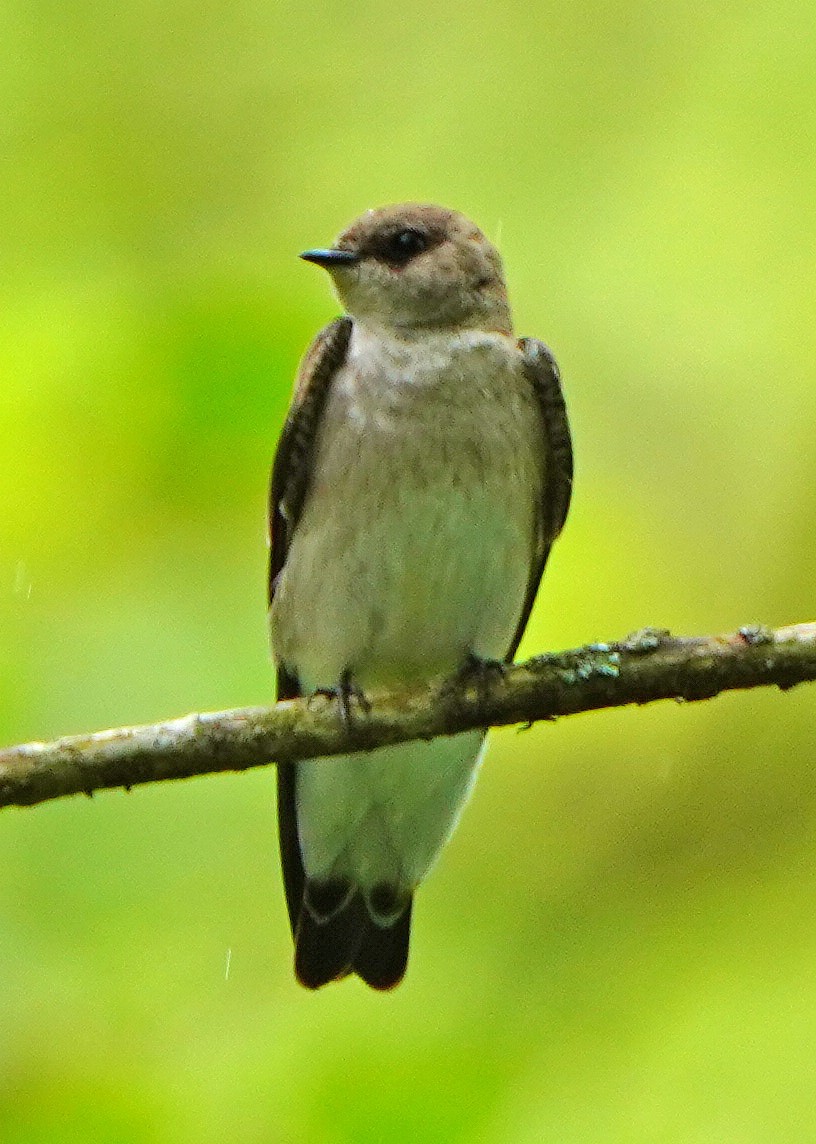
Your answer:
[268,203,572,989]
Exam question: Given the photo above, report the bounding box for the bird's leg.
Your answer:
[311,668,371,733]
[337,668,371,731]
[445,651,507,719]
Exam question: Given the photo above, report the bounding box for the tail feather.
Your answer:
[294,879,413,990]
[295,888,365,989]
[354,899,413,991]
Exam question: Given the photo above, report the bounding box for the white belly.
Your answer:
[281,478,533,690]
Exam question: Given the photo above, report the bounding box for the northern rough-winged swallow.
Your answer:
[269,203,572,989]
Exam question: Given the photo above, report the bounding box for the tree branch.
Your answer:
[1,621,814,812]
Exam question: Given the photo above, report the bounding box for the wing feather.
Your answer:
[268,316,353,932]
[506,338,573,659]
[268,316,354,609]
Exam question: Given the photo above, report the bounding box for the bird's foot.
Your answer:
[310,669,370,733]
[445,652,507,719]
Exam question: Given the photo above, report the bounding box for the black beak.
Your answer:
[299,248,359,269]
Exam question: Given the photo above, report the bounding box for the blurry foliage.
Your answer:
[1,0,815,1140]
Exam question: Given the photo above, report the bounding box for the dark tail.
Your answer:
[294,879,413,991]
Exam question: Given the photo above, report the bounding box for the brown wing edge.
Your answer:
[268,316,354,935]
[268,316,354,600]
[506,337,574,660]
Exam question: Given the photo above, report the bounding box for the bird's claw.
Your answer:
[445,652,507,717]
[310,669,370,733]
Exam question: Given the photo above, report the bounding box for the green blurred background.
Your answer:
[2,1,816,1140]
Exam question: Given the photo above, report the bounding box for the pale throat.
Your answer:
[345,320,519,393]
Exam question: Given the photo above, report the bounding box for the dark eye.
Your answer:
[381,228,428,265]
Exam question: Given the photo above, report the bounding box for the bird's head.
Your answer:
[301,203,512,334]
